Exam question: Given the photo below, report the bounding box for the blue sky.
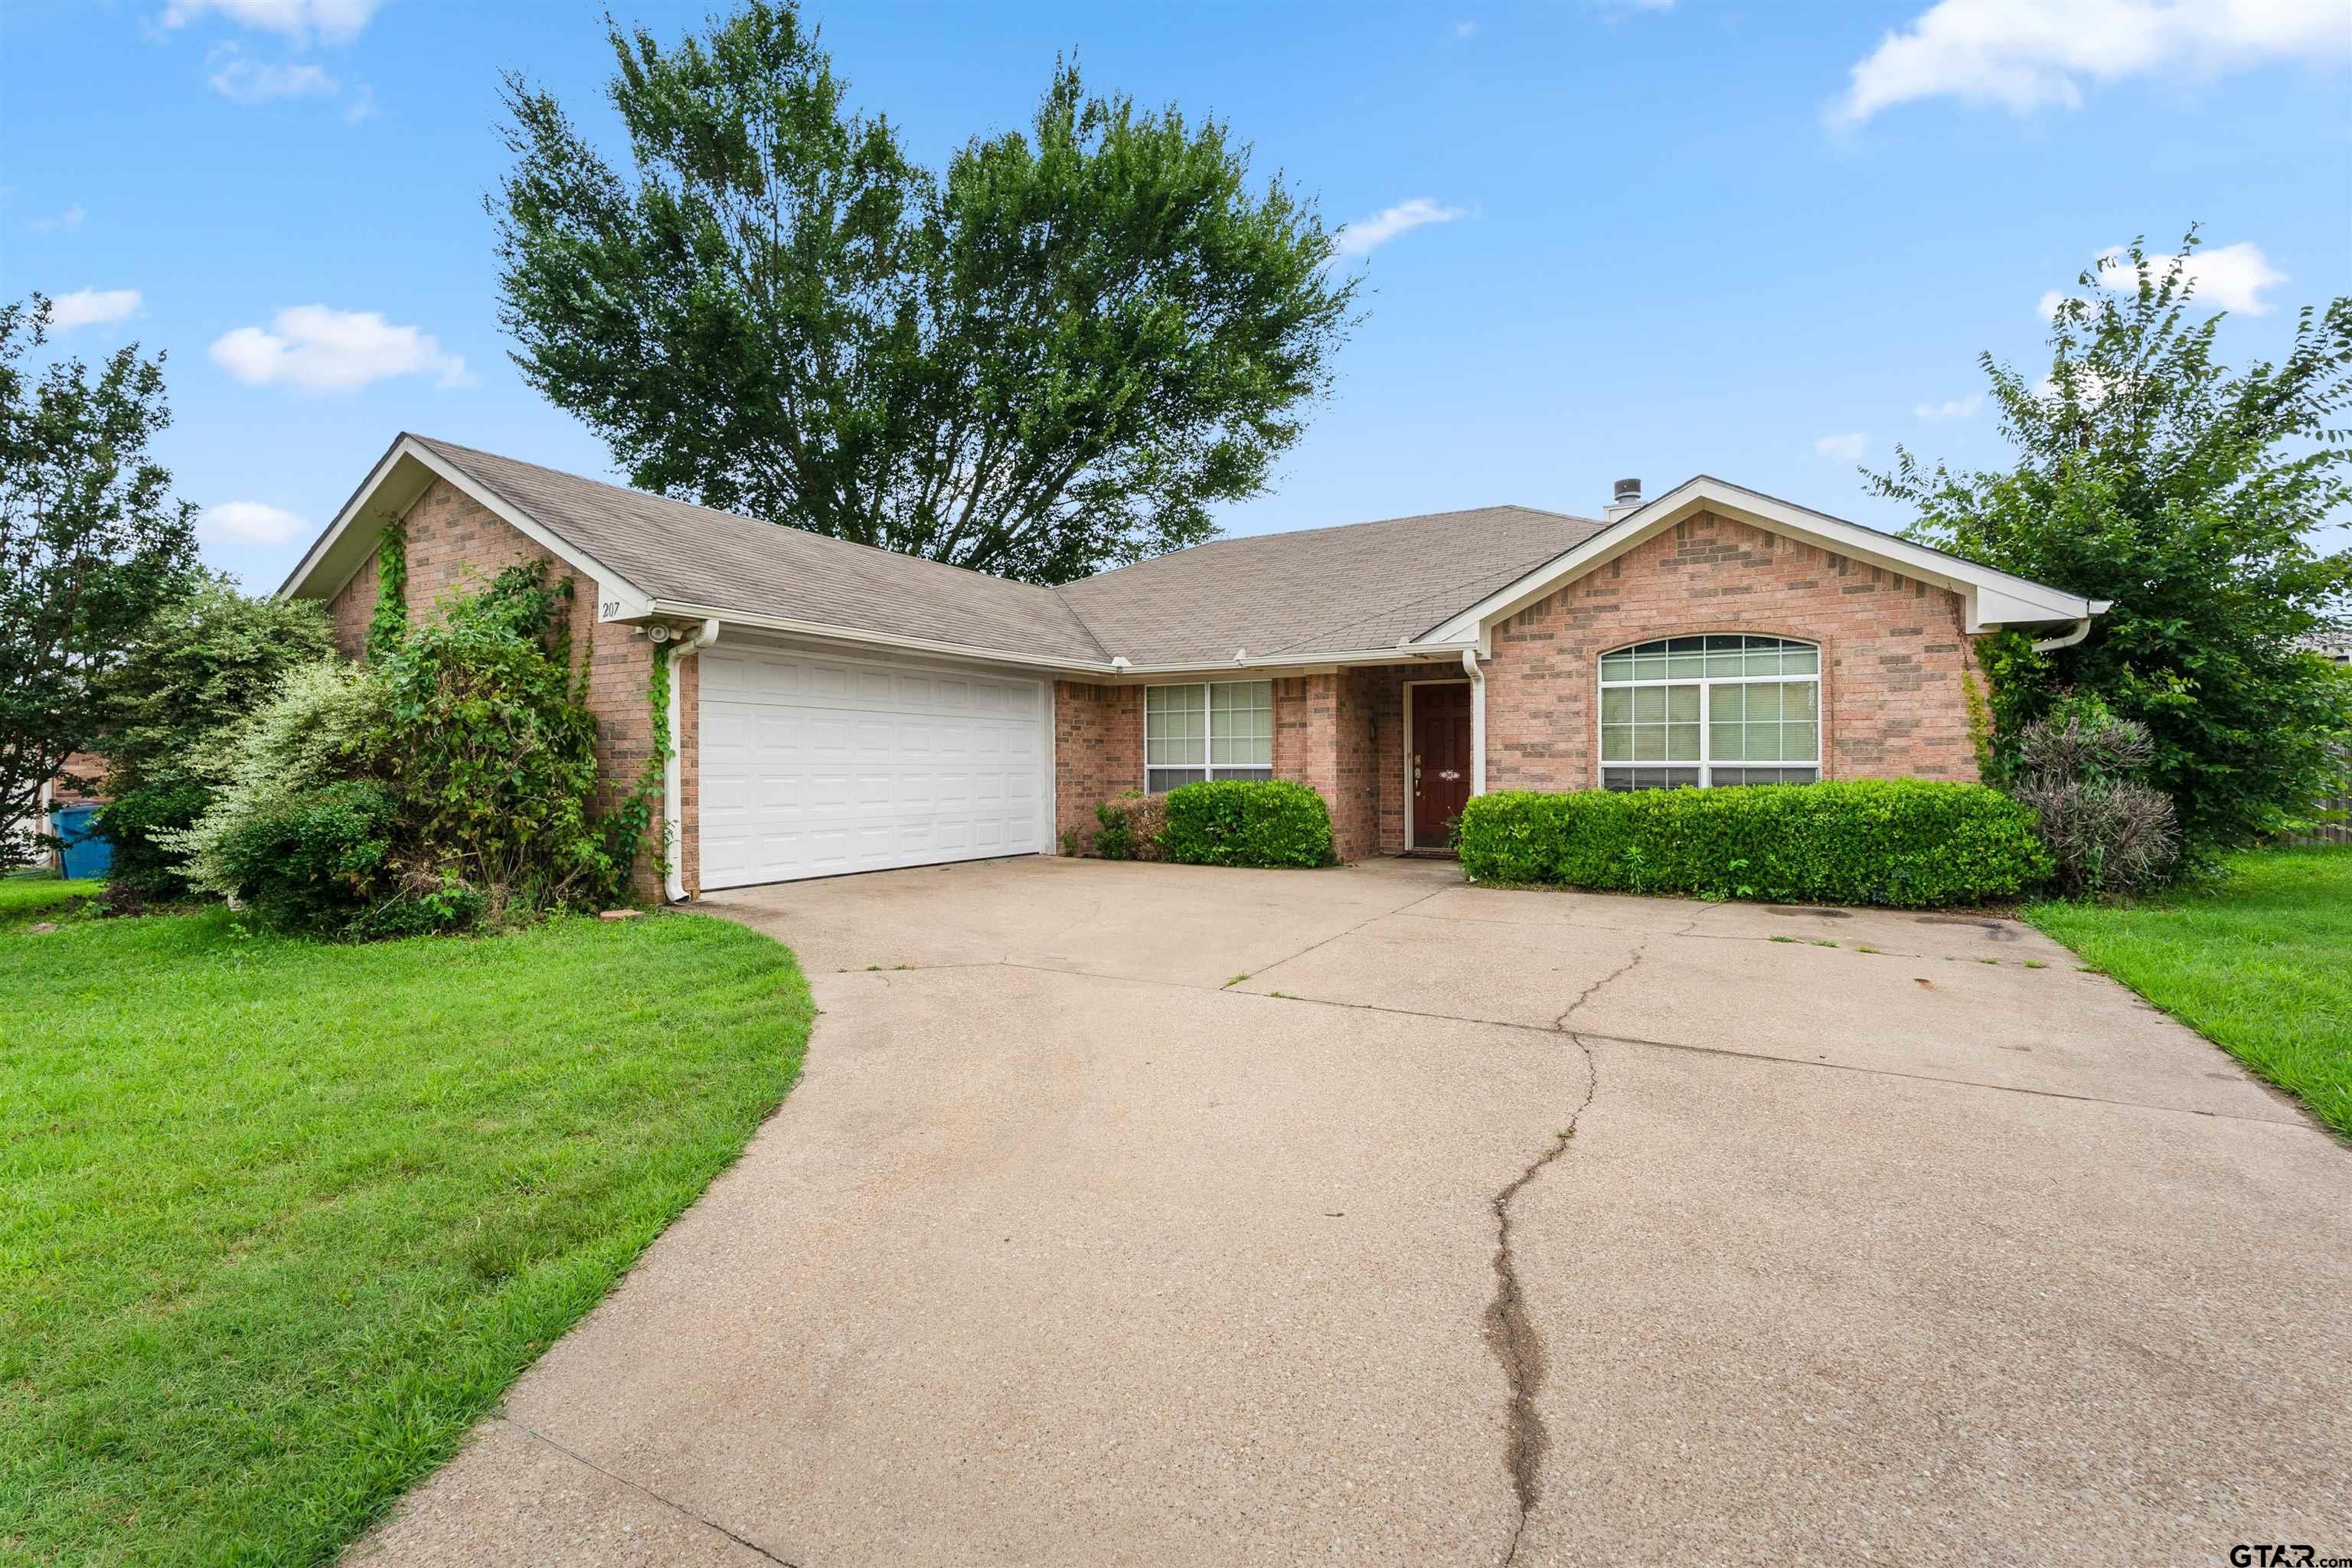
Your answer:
[5,0,2347,591]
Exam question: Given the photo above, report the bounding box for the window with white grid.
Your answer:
[1145,681,1272,793]
[1598,635,1820,790]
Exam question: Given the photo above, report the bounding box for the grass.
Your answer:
[2026,846,2352,1138]
[1,903,812,1566]
[0,876,101,928]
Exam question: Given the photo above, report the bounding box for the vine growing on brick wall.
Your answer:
[365,519,408,659]
[644,645,674,883]
[1962,669,1996,787]
[598,640,675,896]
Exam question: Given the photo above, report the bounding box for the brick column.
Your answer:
[1054,681,1142,851]
[1274,672,1380,862]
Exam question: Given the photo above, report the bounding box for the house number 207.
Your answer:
[601,600,620,618]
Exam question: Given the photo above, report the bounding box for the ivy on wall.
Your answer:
[364,519,409,660]
[1961,669,1996,787]
[597,634,677,896]
[642,642,675,886]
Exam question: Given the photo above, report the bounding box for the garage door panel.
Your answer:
[700,647,1047,889]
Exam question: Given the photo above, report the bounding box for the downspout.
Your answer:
[1462,646,1487,797]
[2030,617,2093,654]
[662,618,721,903]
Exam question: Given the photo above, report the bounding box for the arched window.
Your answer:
[1598,635,1820,789]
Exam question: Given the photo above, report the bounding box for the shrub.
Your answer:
[213,780,399,936]
[91,577,337,897]
[373,564,624,910]
[163,660,391,903]
[1160,779,1334,869]
[1090,791,1168,861]
[2011,692,2179,897]
[347,870,489,940]
[1093,798,1134,860]
[165,564,648,939]
[1455,779,2051,908]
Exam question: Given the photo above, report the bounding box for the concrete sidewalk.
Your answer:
[354,857,2351,1566]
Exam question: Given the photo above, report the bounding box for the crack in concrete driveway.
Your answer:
[1483,1029,1599,1566]
[1479,937,1647,1562]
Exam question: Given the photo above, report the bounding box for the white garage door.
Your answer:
[698,645,1049,890]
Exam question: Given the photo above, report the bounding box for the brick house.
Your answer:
[283,436,2106,897]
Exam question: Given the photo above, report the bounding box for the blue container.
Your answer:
[52,802,113,880]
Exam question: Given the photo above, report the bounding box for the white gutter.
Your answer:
[644,598,1478,678]
[1112,643,1477,678]
[1461,647,1486,798]
[661,618,721,903]
[2030,617,2095,654]
[646,600,1099,675]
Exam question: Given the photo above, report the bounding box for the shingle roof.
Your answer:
[403,436,1603,669]
[412,436,1110,665]
[1057,506,1606,665]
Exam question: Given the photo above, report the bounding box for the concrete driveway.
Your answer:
[358,857,2351,1566]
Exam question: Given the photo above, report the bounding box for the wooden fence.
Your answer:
[2292,786,2350,845]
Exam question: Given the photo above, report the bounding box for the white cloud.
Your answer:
[207,51,338,104]
[2040,240,2288,321]
[1915,395,1983,420]
[343,83,376,122]
[2095,240,2286,314]
[1830,0,2350,127]
[200,501,309,545]
[210,305,470,393]
[1453,19,1482,38]
[161,0,382,46]
[1334,198,1468,258]
[47,287,142,332]
[1815,431,1871,460]
[28,204,86,234]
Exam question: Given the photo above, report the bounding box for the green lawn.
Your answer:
[2027,846,2352,1138]
[1,903,812,1566]
[0,876,101,927]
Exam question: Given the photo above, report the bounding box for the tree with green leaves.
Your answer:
[1870,231,2352,860]
[1,296,200,851]
[91,575,337,896]
[492,2,1354,584]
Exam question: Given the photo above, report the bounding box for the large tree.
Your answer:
[492,2,1355,584]
[1870,231,2352,858]
[0,296,200,848]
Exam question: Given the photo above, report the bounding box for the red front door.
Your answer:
[1411,682,1472,847]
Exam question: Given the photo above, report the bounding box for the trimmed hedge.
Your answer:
[1160,779,1334,868]
[1455,780,2051,907]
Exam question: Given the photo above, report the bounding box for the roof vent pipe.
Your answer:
[1603,477,1644,523]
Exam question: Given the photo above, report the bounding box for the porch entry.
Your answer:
[1407,680,1472,850]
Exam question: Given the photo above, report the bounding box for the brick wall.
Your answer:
[332,551,380,654]
[1271,670,1399,862]
[1052,669,1415,864]
[1054,681,1142,849]
[1485,510,1980,790]
[1354,666,1410,856]
[52,751,108,805]
[323,478,665,897]
[1270,673,1332,799]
